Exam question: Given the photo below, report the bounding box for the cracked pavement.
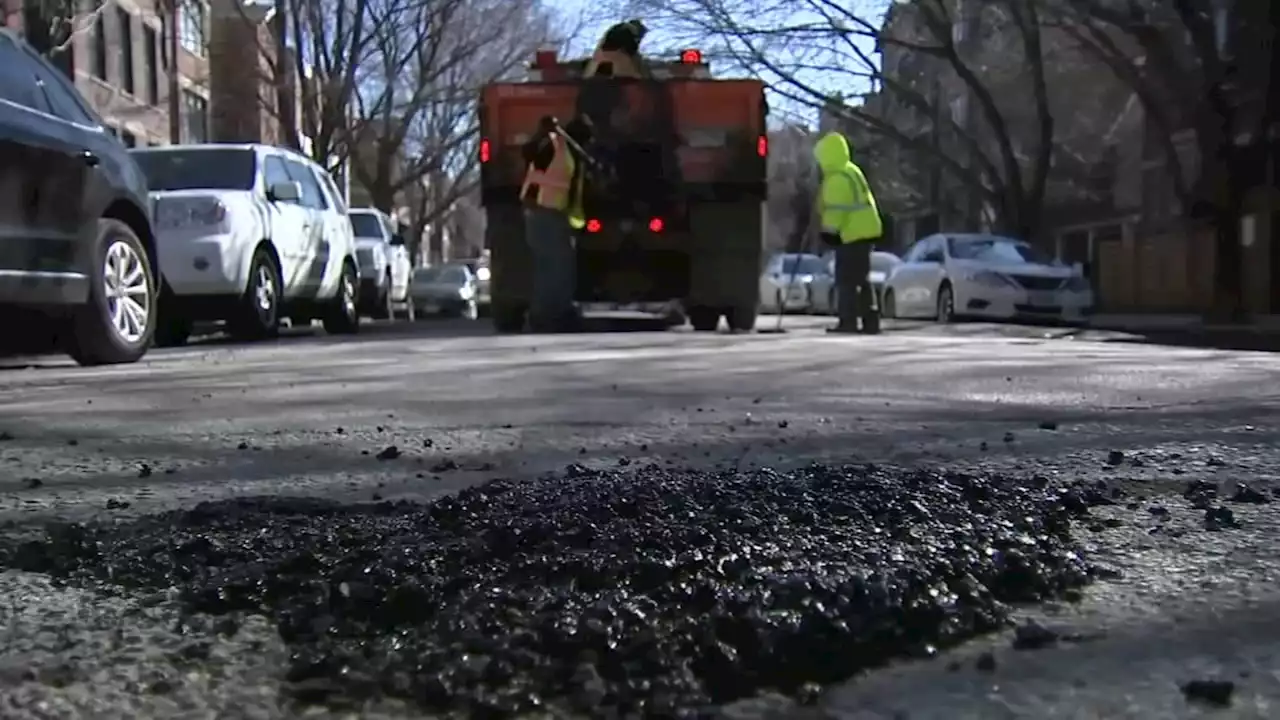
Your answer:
[1,317,1279,718]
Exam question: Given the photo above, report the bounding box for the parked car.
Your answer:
[455,255,491,311]
[812,249,902,314]
[0,30,159,365]
[410,263,479,319]
[882,233,1094,323]
[130,143,361,345]
[349,207,413,320]
[758,253,829,314]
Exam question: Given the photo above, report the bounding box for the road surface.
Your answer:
[0,317,1278,718]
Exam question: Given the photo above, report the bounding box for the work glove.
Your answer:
[820,232,841,249]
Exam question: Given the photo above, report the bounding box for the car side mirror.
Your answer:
[268,181,301,203]
[389,234,406,247]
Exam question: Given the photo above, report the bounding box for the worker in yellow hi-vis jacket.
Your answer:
[813,131,884,334]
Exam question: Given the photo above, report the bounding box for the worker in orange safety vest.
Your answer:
[520,115,591,332]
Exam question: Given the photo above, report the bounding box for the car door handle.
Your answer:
[81,151,99,167]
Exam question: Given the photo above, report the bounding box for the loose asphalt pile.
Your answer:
[0,464,1103,718]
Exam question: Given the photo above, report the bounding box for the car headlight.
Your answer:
[966,270,1017,288]
[1064,276,1090,292]
[476,267,491,282]
[155,197,228,231]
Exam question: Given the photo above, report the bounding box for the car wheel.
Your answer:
[322,262,361,334]
[227,248,281,340]
[936,283,955,323]
[882,288,897,319]
[64,219,157,366]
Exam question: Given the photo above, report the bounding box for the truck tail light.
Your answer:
[585,219,602,233]
[479,138,491,163]
[680,49,703,64]
[756,135,768,157]
[648,217,664,233]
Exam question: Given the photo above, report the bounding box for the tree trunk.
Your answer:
[1210,205,1245,322]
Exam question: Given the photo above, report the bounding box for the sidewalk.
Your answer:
[1087,313,1280,351]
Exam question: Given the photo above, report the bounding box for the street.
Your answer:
[1,317,1279,718]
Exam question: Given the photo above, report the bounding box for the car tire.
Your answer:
[882,288,897,319]
[688,305,719,332]
[153,284,192,348]
[64,218,158,366]
[936,283,955,323]
[322,261,361,334]
[227,248,281,341]
[372,272,393,320]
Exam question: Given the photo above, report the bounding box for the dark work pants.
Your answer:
[835,240,877,332]
[524,207,576,330]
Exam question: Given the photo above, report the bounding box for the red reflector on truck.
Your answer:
[756,135,768,157]
[680,49,703,64]
[648,217,664,233]
[586,219,602,233]
[479,139,491,163]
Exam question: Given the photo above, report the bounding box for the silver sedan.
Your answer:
[758,253,831,314]
[812,250,902,314]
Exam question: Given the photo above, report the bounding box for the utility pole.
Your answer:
[164,0,182,144]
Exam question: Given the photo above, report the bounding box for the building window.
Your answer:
[143,24,159,105]
[183,90,208,143]
[180,0,207,57]
[91,14,107,80]
[116,7,135,95]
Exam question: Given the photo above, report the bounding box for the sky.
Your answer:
[543,0,891,127]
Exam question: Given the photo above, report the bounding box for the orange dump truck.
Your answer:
[478,48,768,332]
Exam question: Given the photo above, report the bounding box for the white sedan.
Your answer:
[882,233,1094,323]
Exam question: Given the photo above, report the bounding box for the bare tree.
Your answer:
[19,0,110,67]
[623,0,1126,240]
[1055,0,1275,317]
[347,0,571,261]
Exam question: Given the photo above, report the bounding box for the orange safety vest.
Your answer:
[585,49,640,79]
[521,133,573,211]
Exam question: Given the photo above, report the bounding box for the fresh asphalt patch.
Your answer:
[0,463,1106,717]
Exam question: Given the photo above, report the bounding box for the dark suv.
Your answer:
[0,30,158,365]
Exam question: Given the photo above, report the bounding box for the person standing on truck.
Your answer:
[814,131,884,334]
[586,19,647,78]
[520,115,592,331]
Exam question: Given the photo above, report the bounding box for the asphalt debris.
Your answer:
[0,463,1100,718]
[1181,679,1235,707]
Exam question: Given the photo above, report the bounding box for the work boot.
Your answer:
[860,315,882,334]
[826,324,858,334]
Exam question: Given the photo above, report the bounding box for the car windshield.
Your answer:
[946,236,1054,265]
[131,148,257,192]
[350,213,383,239]
[415,266,467,285]
[780,255,827,275]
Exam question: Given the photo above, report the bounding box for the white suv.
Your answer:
[349,207,413,320]
[130,144,360,345]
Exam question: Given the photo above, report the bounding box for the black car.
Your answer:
[0,30,158,365]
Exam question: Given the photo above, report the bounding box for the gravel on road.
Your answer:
[2,464,1102,718]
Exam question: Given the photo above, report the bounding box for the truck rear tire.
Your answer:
[725,305,757,332]
[688,306,720,332]
[492,303,526,333]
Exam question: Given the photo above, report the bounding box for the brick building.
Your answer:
[4,0,290,148]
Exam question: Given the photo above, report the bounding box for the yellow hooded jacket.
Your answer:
[813,131,882,244]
